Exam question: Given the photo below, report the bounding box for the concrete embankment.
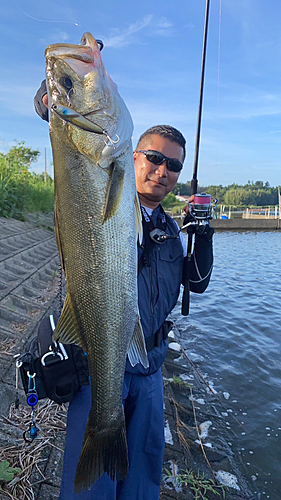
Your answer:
[0,214,254,499]
[174,216,281,231]
[0,213,64,499]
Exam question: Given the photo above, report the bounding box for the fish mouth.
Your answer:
[58,51,94,64]
[45,33,101,77]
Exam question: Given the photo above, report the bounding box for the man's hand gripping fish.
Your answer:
[45,32,148,493]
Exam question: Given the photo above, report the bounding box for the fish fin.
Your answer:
[127,317,149,369]
[74,416,128,493]
[103,160,125,223]
[52,292,83,348]
[54,203,65,272]
[134,192,143,243]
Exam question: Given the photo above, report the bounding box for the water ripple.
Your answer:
[172,231,281,499]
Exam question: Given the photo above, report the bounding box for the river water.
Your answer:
[171,231,280,499]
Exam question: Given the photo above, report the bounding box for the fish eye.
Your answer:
[96,39,104,51]
[60,77,73,90]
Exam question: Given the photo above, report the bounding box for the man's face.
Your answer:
[133,134,184,208]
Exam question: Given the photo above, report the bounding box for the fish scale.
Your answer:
[45,32,148,493]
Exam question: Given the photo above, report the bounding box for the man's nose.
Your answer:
[155,161,168,176]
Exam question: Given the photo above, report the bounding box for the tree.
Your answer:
[0,143,54,219]
[161,192,177,209]
[172,182,191,196]
[4,141,40,170]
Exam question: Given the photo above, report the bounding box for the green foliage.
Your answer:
[172,375,191,388]
[5,142,40,168]
[173,182,191,196]
[172,180,279,207]
[163,468,227,500]
[0,142,54,219]
[199,184,228,203]
[161,192,177,209]
[0,460,21,483]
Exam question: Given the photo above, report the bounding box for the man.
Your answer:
[34,85,213,499]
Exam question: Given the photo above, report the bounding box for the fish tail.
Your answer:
[74,416,128,493]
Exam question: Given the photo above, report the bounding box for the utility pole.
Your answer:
[278,186,281,219]
[44,147,47,182]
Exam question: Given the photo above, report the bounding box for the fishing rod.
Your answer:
[182,0,211,316]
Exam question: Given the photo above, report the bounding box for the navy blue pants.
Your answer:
[59,369,165,500]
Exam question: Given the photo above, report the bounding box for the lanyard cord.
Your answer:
[138,206,167,274]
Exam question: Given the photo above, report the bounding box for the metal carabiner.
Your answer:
[149,228,179,244]
[41,350,64,367]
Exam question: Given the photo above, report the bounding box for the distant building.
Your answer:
[175,195,189,203]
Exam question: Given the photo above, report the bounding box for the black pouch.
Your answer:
[17,312,89,404]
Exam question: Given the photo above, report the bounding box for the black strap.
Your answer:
[145,320,173,352]
[138,205,167,275]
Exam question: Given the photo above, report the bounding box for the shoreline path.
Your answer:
[0,214,254,500]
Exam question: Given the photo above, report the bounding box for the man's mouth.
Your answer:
[147,178,166,187]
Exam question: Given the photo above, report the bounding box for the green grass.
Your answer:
[0,460,21,482]
[0,143,54,220]
[164,468,227,499]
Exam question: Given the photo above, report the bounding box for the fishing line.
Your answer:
[13,0,80,26]
[215,0,222,197]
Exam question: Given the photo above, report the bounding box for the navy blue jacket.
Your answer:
[126,206,213,375]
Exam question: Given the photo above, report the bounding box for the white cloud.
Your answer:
[155,17,173,29]
[40,31,70,45]
[102,15,153,48]
[101,14,177,48]
[153,16,174,36]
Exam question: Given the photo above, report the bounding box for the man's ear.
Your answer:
[133,150,137,162]
[42,94,49,108]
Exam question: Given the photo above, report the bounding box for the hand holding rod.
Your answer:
[182,0,210,316]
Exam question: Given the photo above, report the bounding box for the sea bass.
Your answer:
[45,32,148,493]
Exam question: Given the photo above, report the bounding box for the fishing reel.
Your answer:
[149,193,218,243]
[188,193,218,225]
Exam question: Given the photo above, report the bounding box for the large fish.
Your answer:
[45,32,148,493]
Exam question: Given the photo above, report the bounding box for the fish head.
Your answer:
[45,32,133,164]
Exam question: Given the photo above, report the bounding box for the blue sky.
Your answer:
[0,0,280,187]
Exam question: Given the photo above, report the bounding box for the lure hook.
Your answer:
[104,133,120,148]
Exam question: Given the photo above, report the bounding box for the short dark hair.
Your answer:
[136,125,186,161]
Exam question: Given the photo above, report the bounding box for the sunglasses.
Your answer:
[135,150,183,173]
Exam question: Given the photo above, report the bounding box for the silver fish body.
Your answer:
[45,32,148,493]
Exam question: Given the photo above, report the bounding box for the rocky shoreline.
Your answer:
[0,214,254,499]
[160,334,254,499]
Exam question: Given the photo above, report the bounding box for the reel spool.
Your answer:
[188,192,218,222]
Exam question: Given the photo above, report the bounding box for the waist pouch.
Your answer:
[145,320,174,352]
[17,313,89,405]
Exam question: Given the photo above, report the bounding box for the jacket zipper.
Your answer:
[149,264,154,314]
